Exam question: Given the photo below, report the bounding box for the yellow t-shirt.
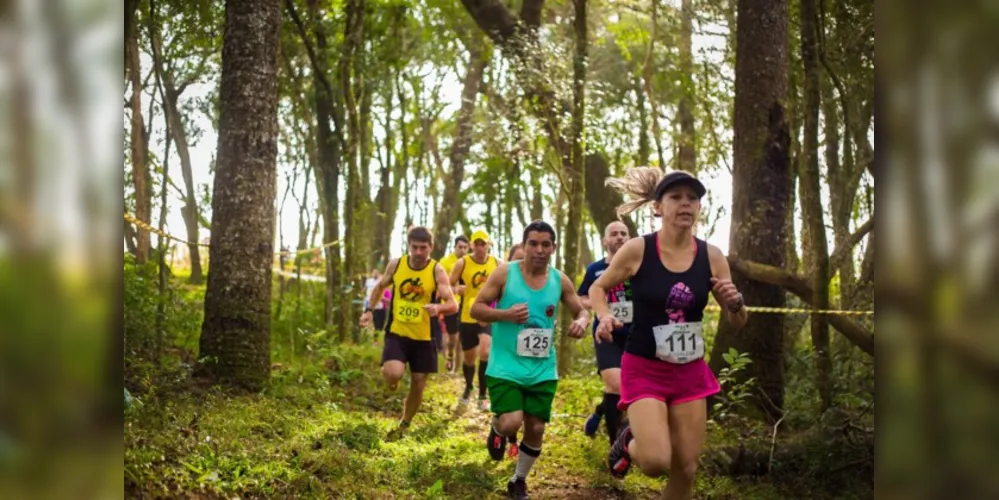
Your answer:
[439,253,459,274]
[459,255,498,324]
[388,256,438,341]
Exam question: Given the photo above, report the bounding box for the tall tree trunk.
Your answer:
[708,0,791,420]
[635,76,650,166]
[340,0,366,341]
[155,77,172,367]
[677,0,696,173]
[148,0,204,284]
[299,0,344,334]
[391,72,409,242]
[372,90,394,268]
[558,0,587,376]
[641,0,666,169]
[7,8,36,257]
[530,158,543,221]
[799,0,832,411]
[126,0,151,263]
[198,0,281,391]
[432,45,487,258]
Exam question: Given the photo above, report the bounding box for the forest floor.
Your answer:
[124,337,870,499]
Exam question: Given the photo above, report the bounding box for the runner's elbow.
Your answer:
[469,304,486,322]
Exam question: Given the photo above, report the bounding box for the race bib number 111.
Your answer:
[652,322,704,364]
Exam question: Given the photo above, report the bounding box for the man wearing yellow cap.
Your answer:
[449,229,500,410]
[437,235,469,372]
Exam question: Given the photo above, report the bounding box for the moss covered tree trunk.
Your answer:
[126,0,151,264]
[707,0,791,420]
[799,0,833,410]
[557,0,587,376]
[340,0,365,342]
[198,0,281,391]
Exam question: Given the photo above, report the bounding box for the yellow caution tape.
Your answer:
[125,212,209,248]
[126,213,876,317]
[704,304,873,316]
[124,212,343,256]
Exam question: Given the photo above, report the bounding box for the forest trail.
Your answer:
[124,341,791,499]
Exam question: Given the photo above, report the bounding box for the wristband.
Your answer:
[364,307,373,314]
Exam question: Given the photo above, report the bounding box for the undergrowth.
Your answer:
[124,264,872,499]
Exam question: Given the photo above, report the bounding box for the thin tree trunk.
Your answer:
[340,0,366,341]
[635,76,650,166]
[392,71,409,242]
[432,45,487,258]
[708,0,791,420]
[198,0,281,390]
[677,0,696,173]
[5,6,37,258]
[148,0,203,283]
[372,89,394,268]
[298,0,343,334]
[642,0,667,169]
[126,0,151,263]
[558,0,588,376]
[800,0,833,411]
[155,76,171,369]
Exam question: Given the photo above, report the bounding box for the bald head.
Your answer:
[603,221,630,256]
[604,221,628,237]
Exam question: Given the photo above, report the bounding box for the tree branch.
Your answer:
[460,0,519,45]
[520,0,544,29]
[728,256,874,356]
[177,51,212,95]
[284,0,334,99]
[829,217,873,271]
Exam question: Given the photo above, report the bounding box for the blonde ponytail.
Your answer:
[604,166,663,218]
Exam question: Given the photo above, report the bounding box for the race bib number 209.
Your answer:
[396,301,423,323]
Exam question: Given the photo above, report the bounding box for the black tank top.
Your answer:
[625,233,712,359]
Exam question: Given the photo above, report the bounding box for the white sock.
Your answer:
[513,443,541,481]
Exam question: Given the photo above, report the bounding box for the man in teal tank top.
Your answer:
[470,220,590,500]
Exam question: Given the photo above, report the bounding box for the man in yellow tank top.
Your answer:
[449,229,501,410]
[360,226,458,434]
[437,235,469,373]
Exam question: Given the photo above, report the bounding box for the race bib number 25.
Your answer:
[609,301,634,323]
[652,322,704,364]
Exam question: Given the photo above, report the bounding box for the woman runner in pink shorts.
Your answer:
[589,168,748,499]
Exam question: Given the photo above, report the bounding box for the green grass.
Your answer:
[126,337,866,499]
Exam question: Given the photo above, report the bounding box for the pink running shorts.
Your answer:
[618,352,721,409]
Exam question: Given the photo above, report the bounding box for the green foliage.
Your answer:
[712,348,757,422]
[124,253,205,391]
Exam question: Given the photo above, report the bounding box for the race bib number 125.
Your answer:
[517,328,553,358]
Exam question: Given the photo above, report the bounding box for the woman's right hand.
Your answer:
[594,315,623,344]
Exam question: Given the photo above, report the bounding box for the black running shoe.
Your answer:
[487,425,507,461]
[583,411,601,438]
[607,424,633,479]
[506,477,529,499]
